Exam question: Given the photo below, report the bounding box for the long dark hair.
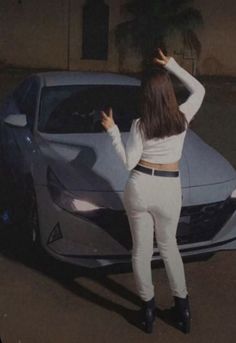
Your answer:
[138,67,188,140]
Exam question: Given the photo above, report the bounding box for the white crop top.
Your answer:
[107,57,205,170]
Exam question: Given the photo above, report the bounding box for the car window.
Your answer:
[38,85,140,133]
[13,77,39,129]
[13,79,32,107]
[21,81,39,129]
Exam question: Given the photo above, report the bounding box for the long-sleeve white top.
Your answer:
[107,57,205,170]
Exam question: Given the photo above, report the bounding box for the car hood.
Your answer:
[183,130,236,204]
[184,130,236,185]
[35,130,236,203]
[36,130,190,188]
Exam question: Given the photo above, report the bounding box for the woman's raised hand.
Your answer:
[100,107,115,131]
[153,48,170,66]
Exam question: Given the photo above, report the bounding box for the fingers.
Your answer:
[100,107,118,132]
[100,108,115,131]
[153,48,170,66]
[158,48,166,60]
[100,115,108,130]
[153,57,165,65]
[100,111,107,119]
[100,107,113,118]
[108,107,113,118]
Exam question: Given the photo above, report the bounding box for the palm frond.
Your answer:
[172,7,203,30]
[115,0,204,66]
[183,30,202,57]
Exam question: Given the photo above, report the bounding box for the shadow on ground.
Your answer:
[0,216,212,335]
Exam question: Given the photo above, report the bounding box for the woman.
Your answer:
[100,49,205,334]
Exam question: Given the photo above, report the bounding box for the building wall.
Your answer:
[195,0,236,75]
[0,0,235,75]
[0,0,125,72]
[0,0,68,69]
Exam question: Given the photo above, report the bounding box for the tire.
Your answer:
[0,172,42,260]
[20,184,41,249]
[11,177,42,256]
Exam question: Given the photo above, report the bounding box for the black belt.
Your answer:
[133,164,179,177]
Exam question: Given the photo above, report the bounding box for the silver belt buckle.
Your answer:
[152,168,155,176]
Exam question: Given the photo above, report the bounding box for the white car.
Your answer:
[0,71,236,268]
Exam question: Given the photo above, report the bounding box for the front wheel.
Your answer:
[12,178,42,256]
[21,186,41,249]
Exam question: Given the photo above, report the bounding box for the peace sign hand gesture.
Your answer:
[153,48,170,66]
[100,107,115,131]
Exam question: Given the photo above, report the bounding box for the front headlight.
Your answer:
[47,167,103,214]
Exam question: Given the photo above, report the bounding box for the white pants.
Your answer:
[123,169,188,302]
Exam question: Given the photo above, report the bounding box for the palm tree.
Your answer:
[115,0,203,69]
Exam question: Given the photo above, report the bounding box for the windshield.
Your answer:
[38,85,140,133]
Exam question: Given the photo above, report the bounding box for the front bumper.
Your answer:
[37,185,236,268]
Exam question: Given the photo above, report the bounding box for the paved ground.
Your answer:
[0,246,236,343]
[0,69,236,342]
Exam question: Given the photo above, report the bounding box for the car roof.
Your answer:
[36,71,141,87]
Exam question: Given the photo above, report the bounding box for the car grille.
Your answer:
[78,197,236,250]
[176,197,236,245]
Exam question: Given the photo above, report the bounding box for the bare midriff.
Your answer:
[138,159,179,171]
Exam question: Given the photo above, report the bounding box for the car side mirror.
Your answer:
[4,114,27,127]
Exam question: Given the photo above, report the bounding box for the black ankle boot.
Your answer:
[140,296,156,333]
[173,294,191,334]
